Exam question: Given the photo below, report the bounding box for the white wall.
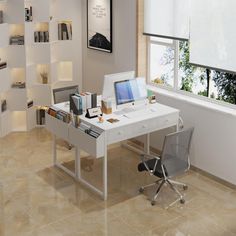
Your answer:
[151,92,236,185]
[81,0,137,93]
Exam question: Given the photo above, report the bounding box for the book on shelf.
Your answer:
[25,6,33,22]
[58,22,72,40]
[11,82,26,89]
[10,35,24,45]
[34,31,49,43]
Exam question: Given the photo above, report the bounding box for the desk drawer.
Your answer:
[68,126,105,158]
[107,113,179,145]
[149,113,179,132]
[45,113,69,140]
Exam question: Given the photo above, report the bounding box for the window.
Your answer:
[149,37,175,88]
[149,37,236,106]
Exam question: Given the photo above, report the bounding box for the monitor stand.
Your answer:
[114,99,149,115]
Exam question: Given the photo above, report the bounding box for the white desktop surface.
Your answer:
[53,102,179,131]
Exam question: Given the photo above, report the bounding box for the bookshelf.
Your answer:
[0,0,82,137]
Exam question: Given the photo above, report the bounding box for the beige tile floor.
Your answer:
[0,128,236,236]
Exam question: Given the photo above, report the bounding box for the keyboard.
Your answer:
[124,108,155,118]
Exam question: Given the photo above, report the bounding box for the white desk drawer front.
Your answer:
[68,126,105,158]
[45,113,69,141]
[150,113,179,132]
[107,113,179,145]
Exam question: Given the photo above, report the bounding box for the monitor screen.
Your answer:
[114,78,147,106]
[53,85,79,104]
[114,80,135,105]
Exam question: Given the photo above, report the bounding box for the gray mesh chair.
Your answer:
[138,127,194,206]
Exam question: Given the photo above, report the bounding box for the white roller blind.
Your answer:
[144,0,190,40]
[190,0,236,72]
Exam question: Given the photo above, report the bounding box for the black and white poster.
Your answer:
[87,0,112,53]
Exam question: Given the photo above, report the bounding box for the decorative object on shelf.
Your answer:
[87,0,112,53]
[0,10,3,24]
[11,81,26,88]
[1,99,7,112]
[9,35,24,45]
[58,22,72,40]
[25,6,33,22]
[40,72,48,84]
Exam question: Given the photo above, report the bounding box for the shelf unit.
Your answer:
[0,0,82,137]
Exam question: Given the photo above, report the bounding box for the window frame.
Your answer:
[147,36,236,110]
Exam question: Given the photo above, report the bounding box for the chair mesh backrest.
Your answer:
[161,128,194,178]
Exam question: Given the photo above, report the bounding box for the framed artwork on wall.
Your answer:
[87,0,112,53]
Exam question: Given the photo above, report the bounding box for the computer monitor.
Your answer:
[102,71,135,101]
[114,77,147,109]
[53,85,79,104]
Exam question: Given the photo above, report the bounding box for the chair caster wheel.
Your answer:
[180,199,185,204]
[139,187,144,193]
[151,201,156,206]
[183,185,188,191]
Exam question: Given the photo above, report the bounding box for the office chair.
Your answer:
[138,127,194,206]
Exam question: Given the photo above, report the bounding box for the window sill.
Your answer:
[147,85,236,117]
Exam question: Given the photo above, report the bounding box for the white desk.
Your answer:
[45,102,179,200]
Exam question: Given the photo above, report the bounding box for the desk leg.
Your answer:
[144,133,150,154]
[103,145,108,201]
[53,135,57,166]
[75,147,81,180]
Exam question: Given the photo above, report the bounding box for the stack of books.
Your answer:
[70,92,97,115]
[11,82,26,89]
[0,11,3,24]
[10,35,24,45]
[0,61,7,70]
[34,31,49,43]
[58,22,72,40]
[25,7,33,22]
[48,106,71,123]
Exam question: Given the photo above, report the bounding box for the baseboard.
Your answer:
[190,165,236,190]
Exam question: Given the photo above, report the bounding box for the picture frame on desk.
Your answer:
[87,0,112,53]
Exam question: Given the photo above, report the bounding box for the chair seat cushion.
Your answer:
[138,157,188,178]
[138,159,165,178]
